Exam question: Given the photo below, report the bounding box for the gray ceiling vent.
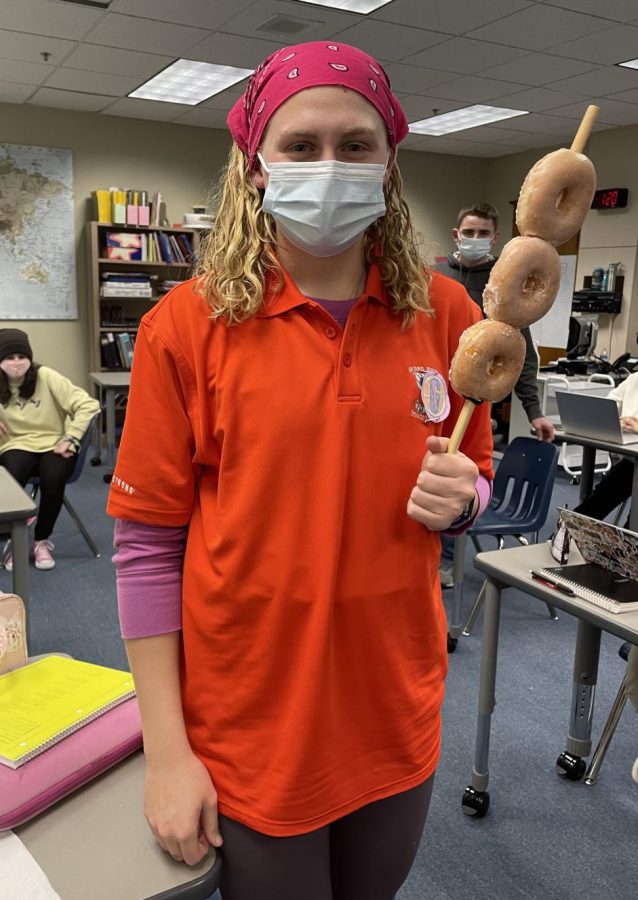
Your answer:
[255,14,321,36]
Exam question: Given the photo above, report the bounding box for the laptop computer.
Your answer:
[538,508,638,614]
[555,391,638,445]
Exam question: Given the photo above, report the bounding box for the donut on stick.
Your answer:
[446,104,599,456]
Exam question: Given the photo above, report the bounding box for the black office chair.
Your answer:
[462,437,560,635]
[29,414,101,558]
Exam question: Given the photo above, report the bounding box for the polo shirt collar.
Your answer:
[256,259,388,318]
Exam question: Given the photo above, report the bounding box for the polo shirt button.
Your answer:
[325,326,337,339]
[343,353,352,367]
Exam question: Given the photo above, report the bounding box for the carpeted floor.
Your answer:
[2,453,636,900]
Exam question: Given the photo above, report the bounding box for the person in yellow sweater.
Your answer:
[0,329,99,571]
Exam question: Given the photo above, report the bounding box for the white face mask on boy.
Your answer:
[0,358,31,381]
[259,154,387,257]
[457,236,492,262]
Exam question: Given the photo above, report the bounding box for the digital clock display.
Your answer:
[591,188,628,209]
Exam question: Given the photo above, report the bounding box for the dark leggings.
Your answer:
[218,775,434,900]
[0,449,76,540]
[575,458,633,527]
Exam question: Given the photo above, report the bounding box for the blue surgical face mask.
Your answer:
[457,236,492,262]
[258,154,387,257]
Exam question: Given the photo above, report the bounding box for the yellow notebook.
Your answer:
[0,656,135,769]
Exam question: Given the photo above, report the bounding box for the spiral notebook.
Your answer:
[539,508,638,614]
[0,656,135,769]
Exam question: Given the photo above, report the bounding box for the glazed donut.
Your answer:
[450,319,526,403]
[515,147,596,246]
[483,236,561,329]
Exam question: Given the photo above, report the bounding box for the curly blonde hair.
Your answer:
[196,144,432,326]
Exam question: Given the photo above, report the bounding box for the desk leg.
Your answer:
[462,577,501,817]
[555,619,601,782]
[448,533,466,642]
[578,445,596,502]
[629,460,638,532]
[11,520,30,647]
[105,388,116,470]
[89,382,102,464]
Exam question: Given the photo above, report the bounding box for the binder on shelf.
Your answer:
[100,332,120,369]
[0,656,135,769]
[94,190,111,224]
[117,332,134,369]
[126,204,139,226]
[138,205,150,227]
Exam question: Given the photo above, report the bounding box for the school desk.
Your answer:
[461,542,638,817]
[0,467,36,642]
[16,751,221,899]
[88,371,131,471]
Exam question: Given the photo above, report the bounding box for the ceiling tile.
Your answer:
[551,66,638,96]
[332,20,449,62]
[548,98,638,127]
[609,87,638,104]
[184,31,281,68]
[201,87,246,111]
[0,80,35,102]
[457,142,526,157]
[479,53,600,86]
[28,86,114,112]
[487,86,589,112]
[0,29,76,65]
[103,97,194,121]
[45,67,143,96]
[63,44,172,79]
[397,94,460,120]
[404,37,528,75]
[468,6,607,51]
[558,24,638,64]
[536,0,638,22]
[109,0,255,29]
[0,58,53,86]
[83,14,209,56]
[374,0,533,35]
[173,108,234,129]
[384,63,457,94]
[219,0,360,39]
[489,112,581,134]
[0,0,103,40]
[427,76,529,104]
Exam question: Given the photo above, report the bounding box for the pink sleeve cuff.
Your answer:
[113,519,186,639]
[444,473,493,536]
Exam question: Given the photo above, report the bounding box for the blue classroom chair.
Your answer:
[462,436,560,635]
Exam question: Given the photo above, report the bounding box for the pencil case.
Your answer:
[0,696,142,830]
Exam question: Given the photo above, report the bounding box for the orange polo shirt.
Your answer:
[107,264,493,836]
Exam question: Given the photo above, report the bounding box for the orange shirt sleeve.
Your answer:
[106,311,200,526]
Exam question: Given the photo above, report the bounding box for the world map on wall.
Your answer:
[0,143,77,319]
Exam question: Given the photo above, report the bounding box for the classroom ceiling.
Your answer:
[2,0,638,158]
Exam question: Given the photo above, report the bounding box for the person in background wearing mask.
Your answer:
[437,203,554,588]
[0,329,99,571]
[106,41,494,900]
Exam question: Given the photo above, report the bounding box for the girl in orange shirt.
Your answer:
[108,41,493,900]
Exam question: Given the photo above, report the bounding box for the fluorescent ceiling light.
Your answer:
[618,57,638,70]
[292,0,395,13]
[129,59,253,105]
[409,104,529,135]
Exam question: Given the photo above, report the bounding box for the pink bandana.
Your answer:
[227,41,409,168]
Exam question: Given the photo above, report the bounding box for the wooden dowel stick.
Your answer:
[446,398,477,455]
[570,104,599,154]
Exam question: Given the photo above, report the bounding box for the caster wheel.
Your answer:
[462,785,490,817]
[90,456,102,467]
[570,476,580,486]
[102,473,113,484]
[447,634,458,653]
[555,751,586,781]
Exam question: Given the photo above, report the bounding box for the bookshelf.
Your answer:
[86,221,200,372]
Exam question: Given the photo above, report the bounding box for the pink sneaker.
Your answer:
[32,539,55,570]
[2,541,12,572]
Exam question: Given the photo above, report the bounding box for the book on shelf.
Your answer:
[0,656,135,769]
[94,190,111,224]
[117,332,135,369]
[100,332,120,369]
[106,232,142,261]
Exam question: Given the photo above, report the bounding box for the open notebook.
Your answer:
[539,508,638,614]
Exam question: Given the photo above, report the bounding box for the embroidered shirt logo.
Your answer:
[409,367,450,423]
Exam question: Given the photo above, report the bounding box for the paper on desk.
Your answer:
[0,831,61,899]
